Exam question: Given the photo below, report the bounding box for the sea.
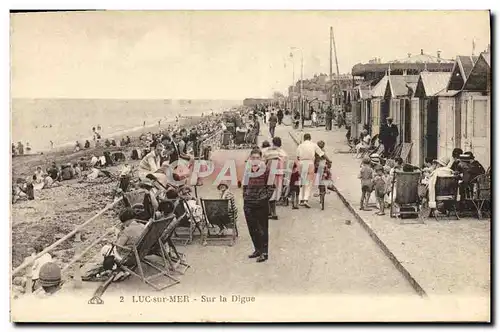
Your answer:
[11,98,240,153]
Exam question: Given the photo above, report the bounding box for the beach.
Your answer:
[10,103,237,275]
[12,98,240,153]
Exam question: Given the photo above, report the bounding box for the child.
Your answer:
[358,157,373,210]
[73,163,82,178]
[217,181,237,234]
[390,157,404,176]
[30,243,53,292]
[289,160,301,209]
[373,165,387,215]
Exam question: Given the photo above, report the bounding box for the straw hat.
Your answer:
[433,157,450,167]
[217,180,231,190]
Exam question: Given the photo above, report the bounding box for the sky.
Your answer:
[10,10,490,100]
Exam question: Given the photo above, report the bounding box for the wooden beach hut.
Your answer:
[369,75,390,137]
[459,52,491,167]
[385,75,419,147]
[350,83,373,136]
[413,72,452,166]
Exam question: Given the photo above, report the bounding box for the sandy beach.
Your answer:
[10,115,206,273]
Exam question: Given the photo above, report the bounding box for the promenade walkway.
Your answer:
[289,126,490,299]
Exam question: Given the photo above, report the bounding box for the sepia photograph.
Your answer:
[9,9,491,322]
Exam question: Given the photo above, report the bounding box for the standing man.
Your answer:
[243,148,274,263]
[263,137,288,220]
[268,112,278,138]
[277,108,284,125]
[381,117,399,156]
[325,106,333,131]
[296,133,324,208]
[250,114,260,145]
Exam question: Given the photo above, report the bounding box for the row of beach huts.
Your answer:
[346,48,491,169]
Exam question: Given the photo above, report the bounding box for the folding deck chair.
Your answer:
[170,198,203,245]
[387,143,403,160]
[234,130,247,145]
[200,198,239,246]
[123,189,154,221]
[111,214,188,291]
[469,173,491,219]
[390,171,424,223]
[433,175,460,220]
[158,206,190,274]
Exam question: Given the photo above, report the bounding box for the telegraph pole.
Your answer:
[329,27,333,107]
[331,27,342,111]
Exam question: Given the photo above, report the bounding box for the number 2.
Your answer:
[120,296,124,302]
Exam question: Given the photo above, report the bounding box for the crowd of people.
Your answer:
[12,141,31,156]
[12,110,238,298]
[354,143,489,217]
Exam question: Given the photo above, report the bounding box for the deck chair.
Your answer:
[200,198,239,246]
[388,143,403,160]
[222,132,232,147]
[171,198,203,245]
[390,171,423,223]
[469,173,491,219]
[362,135,382,158]
[434,175,460,221]
[234,130,247,145]
[123,189,154,221]
[155,200,190,274]
[399,143,413,163]
[113,216,182,291]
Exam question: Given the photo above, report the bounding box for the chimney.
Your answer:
[421,49,424,55]
[408,53,412,58]
[437,50,441,59]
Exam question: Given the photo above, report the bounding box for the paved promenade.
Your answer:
[288,126,490,298]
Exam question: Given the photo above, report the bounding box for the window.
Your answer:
[473,100,487,137]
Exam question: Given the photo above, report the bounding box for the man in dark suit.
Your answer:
[381,117,399,156]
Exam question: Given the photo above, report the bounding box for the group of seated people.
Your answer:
[357,147,489,217]
[421,148,488,215]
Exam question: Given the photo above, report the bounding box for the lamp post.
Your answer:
[290,47,304,131]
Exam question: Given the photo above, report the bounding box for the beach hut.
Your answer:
[385,75,419,146]
[413,72,452,166]
[350,84,373,137]
[458,52,491,167]
[369,75,390,137]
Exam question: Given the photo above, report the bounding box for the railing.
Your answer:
[12,198,123,277]
[197,129,224,160]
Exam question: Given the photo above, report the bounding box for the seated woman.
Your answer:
[138,143,164,181]
[81,208,147,282]
[427,157,454,214]
[456,152,486,203]
[33,166,47,190]
[355,129,371,158]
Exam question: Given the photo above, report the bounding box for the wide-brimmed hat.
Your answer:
[217,180,231,190]
[433,157,450,167]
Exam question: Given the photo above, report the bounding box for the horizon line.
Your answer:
[10,97,248,101]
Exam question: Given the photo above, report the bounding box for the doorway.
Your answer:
[425,98,438,160]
